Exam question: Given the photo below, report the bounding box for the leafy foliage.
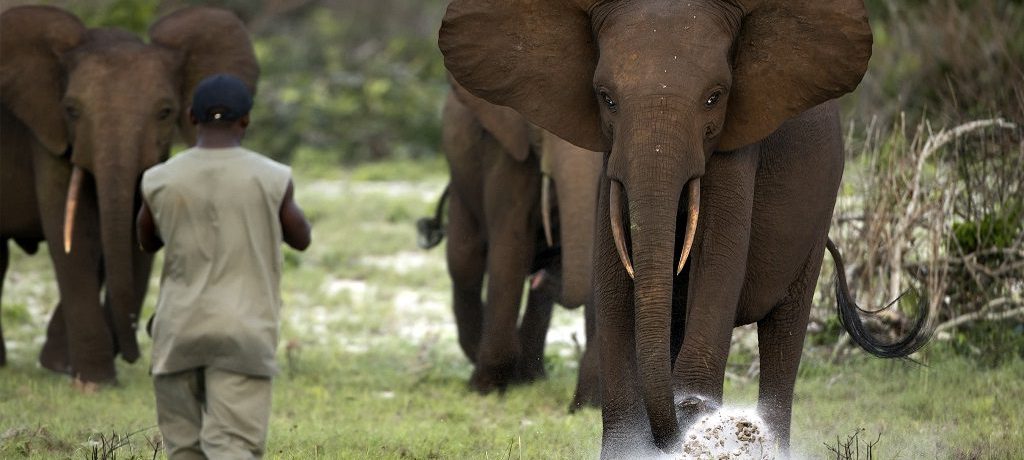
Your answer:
[63,0,158,35]
[852,0,1024,127]
[249,4,448,165]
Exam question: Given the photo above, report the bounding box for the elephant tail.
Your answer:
[825,237,935,358]
[416,184,450,250]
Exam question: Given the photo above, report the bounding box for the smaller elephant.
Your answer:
[0,6,259,384]
[424,80,603,409]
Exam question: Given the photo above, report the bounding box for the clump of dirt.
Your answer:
[678,408,775,459]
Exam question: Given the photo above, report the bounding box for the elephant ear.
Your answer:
[449,77,532,162]
[149,7,259,145]
[719,0,873,151]
[0,6,86,155]
[439,0,608,153]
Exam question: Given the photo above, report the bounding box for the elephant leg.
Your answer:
[516,268,557,383]
[129,236,154,346]
[0,240,7,366]
[570,300,601,412]
[446,191,486,363]
[44,239,113,382]
[470,229,534,393]
[39,301,70,373]
[756,250,823,452]
[470,152,539,394]
[34,151,115,383]
[671,147,758,426]
[596,175,657,458]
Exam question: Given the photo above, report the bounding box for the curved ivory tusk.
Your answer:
[676,178,700,275]
[609,180,635,279]
[541,175,554,248]
[63,166,84,254]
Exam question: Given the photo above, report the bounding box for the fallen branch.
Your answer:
[935,299,1024,334]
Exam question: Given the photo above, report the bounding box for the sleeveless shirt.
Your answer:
[142,146,291,377]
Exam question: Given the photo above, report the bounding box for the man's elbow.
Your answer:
[138,234,164,253]
[285,225,311,251]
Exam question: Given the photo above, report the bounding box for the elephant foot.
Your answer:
[71,374,119,393]
[512,356,546,384]
[568,383,601,413]
[39,346,71,375]
[72,376,103,394]
[41,345,118,384]
[469,363,515,395]
[675,394,721,430]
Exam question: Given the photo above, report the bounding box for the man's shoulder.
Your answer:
[238,148,290,175]
[144,148,197,178]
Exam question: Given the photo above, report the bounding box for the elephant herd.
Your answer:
[1,1,934,457]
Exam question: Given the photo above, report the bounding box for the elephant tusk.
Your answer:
[541,174,554,248]
[63,166,84,254]
[676,178,700,276]
[609,180,635,279]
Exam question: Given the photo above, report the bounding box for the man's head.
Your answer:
[189,73,252,127]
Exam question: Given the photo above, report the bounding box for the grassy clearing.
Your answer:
[1,164,1021,459]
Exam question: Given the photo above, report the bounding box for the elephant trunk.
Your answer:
[623,175,685,449]
[94,166,142,363]
[606,102,704,448]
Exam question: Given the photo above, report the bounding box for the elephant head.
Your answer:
[0,6,258,370]
[440,0,871,449]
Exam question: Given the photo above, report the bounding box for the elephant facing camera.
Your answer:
[416,217,445,250]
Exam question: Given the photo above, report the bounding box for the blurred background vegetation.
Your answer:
[5,0,450,165]
[4,0,1022,358]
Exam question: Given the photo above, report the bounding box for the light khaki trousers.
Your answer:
[154,367,272,460]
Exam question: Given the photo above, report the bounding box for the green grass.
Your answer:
[1,164,1022,459]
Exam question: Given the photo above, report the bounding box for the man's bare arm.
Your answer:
[136,200,164,253]
[280,180,311,251]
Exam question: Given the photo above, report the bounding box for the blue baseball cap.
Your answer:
[190,74,253,123]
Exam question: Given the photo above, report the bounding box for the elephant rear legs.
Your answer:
[754,251,822,452]
[446,190,539,394]
[445,156,545,393]
[446,191,486,364]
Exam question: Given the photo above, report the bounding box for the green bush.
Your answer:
[850,0,1024,128]
[248,4,448,165]
[952,201,1023,254]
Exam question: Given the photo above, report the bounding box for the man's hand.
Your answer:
[280,180,311,251]
[136,200,163,253]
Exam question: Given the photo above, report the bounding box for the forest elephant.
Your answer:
[430,79,603,409]
[0,6,259,385]
[439,0,933,456]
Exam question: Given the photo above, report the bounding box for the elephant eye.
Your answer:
[705,90,722,108]
[157,107,173,121]
[599,90,618,113]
